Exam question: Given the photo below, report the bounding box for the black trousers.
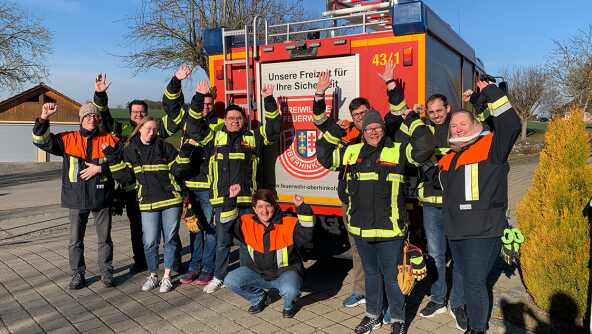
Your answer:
[123,191,146,266]
[69,208,113,275]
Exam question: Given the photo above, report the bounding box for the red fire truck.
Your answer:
[203,0,484,252]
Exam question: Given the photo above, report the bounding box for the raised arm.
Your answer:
[256,83,281,146]
[468,83,520,163]
[93,73,119,135]
[293,195,315,248]
[32,103,65,156]
[161,64,193,137]
[379,59,407,140]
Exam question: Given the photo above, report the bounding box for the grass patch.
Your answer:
[110,108,166,121]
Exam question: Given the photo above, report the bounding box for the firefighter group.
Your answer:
[32,60,520,334]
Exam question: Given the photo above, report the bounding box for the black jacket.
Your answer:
[32,118,118,209]
[185,94,281,207]
[316,114,435,242]
[418,116,451,206]
[438,84,520,239]
[220,198,314,280]
[312,87,411,203]
[105,136,189,211]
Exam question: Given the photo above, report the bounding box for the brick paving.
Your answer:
[0,156,545,334]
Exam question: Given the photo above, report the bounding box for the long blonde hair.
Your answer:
[127,115,158,144]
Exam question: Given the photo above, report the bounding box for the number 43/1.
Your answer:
[371,52,400,66]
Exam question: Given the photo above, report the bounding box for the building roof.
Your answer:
[0,83,81,111]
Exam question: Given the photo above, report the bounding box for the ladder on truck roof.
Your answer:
[220,25,253,124]
[220,4,392,121]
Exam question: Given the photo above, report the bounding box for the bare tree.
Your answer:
[502,66,547,142]
[547,25,592,114]
[123,0,307,73]
[0,2,52,89]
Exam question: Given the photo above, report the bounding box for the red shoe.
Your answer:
[179,271,199,284]
[192,272,213,286]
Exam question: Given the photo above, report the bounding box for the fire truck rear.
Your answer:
[203,0,484,255]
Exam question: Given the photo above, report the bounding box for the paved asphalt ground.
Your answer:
[0,155,576,334]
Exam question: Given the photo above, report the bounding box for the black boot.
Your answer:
[69,272,85,290]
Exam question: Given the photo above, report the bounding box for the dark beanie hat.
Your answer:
[225,104,246,118]
[362,109,385,131]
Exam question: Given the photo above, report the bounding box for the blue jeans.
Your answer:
[214,206,250,280]
[423,205,464,308]
[225,266,302,310]
[355,237,405,322]
[449,237,501,332]
[141,206,181,273]
[187,190,215,273]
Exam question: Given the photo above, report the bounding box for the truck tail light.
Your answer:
[403,47,413,67]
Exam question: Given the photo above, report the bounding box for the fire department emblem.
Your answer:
[279,127,330,180]
[296,130,317,158]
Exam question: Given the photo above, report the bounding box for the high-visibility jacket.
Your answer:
[316,115,434,241]
[312,88,410,203]
[220,199,314,280]
[417,117,451,206]
[186,95,281,207]
[170,92,224,191]
[94,87,184,192]
[32,119,119,209]
[438,84,520,240]
[106,136,189,212]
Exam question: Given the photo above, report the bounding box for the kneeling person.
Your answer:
[221,187,314,318]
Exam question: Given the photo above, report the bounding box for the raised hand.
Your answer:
[412,104,424,114]
[175,64,192,80]
[315,70,331,95]
[95,73,111,93]
[463,89,474,103]
[229,184,241,198]
[80,162,101,181]
[378,58,396,83]
[293,194,304,207]
[196,80,210,94]
[476,79,489,91]
[41,103,58,120]
[262,83,274,97]
[337,119,351,130]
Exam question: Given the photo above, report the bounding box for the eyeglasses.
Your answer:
[84,114,100,120]
[131,110,147,115]
[364,126,383,134]
[351,111,367,119]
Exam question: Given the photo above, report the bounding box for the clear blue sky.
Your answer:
[1,0,590,106]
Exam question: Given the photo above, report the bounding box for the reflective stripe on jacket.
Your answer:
[438,85,520,240]
[32,118,118,209]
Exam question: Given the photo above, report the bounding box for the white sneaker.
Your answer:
[159,277,173,293]
[203,277,224,294]
[141,275,159,291]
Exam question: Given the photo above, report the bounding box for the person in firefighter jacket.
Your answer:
[312,62,409,310]
[415,94,467,329]
[32,102,119,290]
[220,187,314,319]
[162,75,224,287]
[102,116,191,293]
[438,82,520,334]
[184,80,281,294]
[316,108,434,334]
[92,67,190,274]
